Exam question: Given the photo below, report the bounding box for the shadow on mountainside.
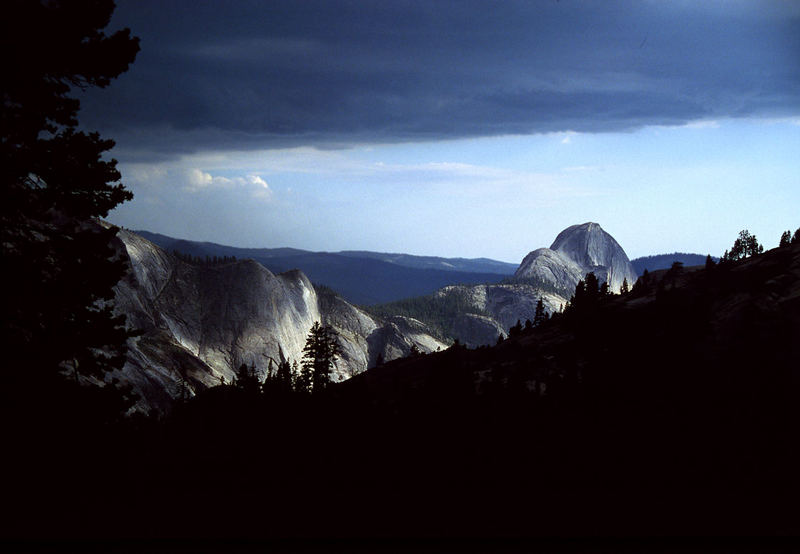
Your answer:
[4,243,800,539]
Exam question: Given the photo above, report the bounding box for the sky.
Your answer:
[81,0,800,263]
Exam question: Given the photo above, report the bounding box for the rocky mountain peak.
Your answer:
[515,222,638,294]
[551,222,625,268]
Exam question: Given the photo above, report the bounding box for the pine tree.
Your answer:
[620,277,630,295]
[584,272,600,300]
[1,1,139,409]
[301,322,343,394]
[533,297,547,327]
[726,229,763,261]
[274,359,294,394]
[235,363,260,394]
[779,230,792,248]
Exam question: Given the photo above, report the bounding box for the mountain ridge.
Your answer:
[133,229,514,305]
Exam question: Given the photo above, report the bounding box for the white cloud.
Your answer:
[184,169,272,200]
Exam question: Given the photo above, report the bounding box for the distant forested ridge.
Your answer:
[135,230,509,305]
[631,252,717,276]
[500,273,573,298]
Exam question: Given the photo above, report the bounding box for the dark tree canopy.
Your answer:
[301,322,343,394]
[533,297,547,327]
[721,229,763,262]
[1,1,140,412]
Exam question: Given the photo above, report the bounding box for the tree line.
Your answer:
[172,249,238,266]
[230,320,343,398]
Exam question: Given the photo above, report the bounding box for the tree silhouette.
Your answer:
[722,229,763,261]
[620,278,630,295]
[779,231,792,248]
[235,363,260,394]
[1,1,140,409]
[301,322,343,394]
[533,297,547,327]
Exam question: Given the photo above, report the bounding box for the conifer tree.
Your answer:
[235,363,260,394]
[726,229,763,261]
[1,1,140,405]
[533,298,547,327]
[779,231,792,248]
[620,278,630,295]
[301,322,342,394]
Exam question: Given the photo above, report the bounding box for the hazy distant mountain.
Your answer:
[134,230,511,305]
[631,252,718,276]
[338,250,518,274]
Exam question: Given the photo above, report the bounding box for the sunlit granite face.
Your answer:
[516,222,638,294]
[111,229,446,413]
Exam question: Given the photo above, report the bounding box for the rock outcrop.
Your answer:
[515,222,638,293]
[433,284,569,347]
[111,229,446,413]
[428,223,637,347]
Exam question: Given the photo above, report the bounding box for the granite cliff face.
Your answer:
[515,222,638,293]
[432,284,569,348]
[111,230,446,412]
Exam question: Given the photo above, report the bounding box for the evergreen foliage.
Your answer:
[1,0,140,417]
[301,321,343,394]
[364,288,491,342]
[172,250,237,265]
[533,297,548,327]
[500,274,573,297]
[234,363,261,394]
[779,230,792,248]
[721,229,763,262]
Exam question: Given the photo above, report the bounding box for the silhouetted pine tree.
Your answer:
[1,0,140,417]
[301,322,342,394]
[534,297,547,327]
[725,229,763,261]
[235,363,260,394]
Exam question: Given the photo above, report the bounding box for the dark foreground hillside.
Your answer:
[4,243,800,539]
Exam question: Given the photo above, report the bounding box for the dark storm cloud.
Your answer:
[79,0,800,159]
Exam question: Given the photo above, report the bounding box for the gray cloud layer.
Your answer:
[79,0,800,159]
